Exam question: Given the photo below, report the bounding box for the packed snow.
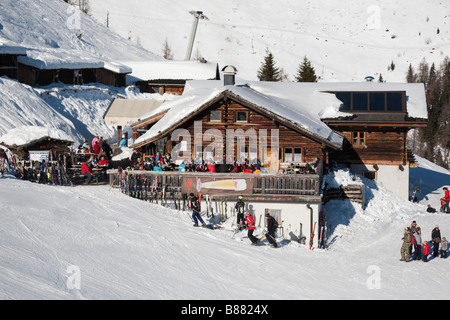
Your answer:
[0,155,448,300]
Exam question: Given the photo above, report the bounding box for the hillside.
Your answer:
[0,155,449,300]
[0,0,164,144]
[0,0,160,65]
[89,0,450,82]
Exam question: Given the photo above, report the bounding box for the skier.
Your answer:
[235,196,245,230]
[190,193,205,227]
[400,228,411,262]
[265,211,278,248]
[245,210,258,245]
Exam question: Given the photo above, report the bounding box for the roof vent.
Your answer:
[221,65,237,86]
[364,76,375,82]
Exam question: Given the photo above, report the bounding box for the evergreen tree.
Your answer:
[295,56,318,82]
[406,64,416,83]
[257,49,281,81]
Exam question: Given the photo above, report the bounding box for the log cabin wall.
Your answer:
[164,98,326,165]
[330,128,408,165]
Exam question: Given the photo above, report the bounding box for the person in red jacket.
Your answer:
[442,187,450,213]
[422,241,430,262]
[81,161,93,183]
[245,210,258,245]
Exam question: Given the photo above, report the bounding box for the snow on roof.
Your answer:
[125,60,218,85]
[133,80,428,149]
[18,49,103,70]
[0,125,73,147]
[0,38,27,55]
[16,49,133,73]
[104,98,166,127]
[103,61,132,74]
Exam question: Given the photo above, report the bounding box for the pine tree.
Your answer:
[257,49,281,81]
[406,64,416,83]
[295,56,318,82]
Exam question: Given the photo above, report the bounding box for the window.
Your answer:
[386,92,403,111]
[335,92,351,111]
[210,110,221,122]
[370,92,385,111]
[362,171,376,180]
[283,147,302,162]
[353,92,368,111]
[236,111,248,122]
[204,145,214,161]
[353,132,365,146]
[334,91,405,113]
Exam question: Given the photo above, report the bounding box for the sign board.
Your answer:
[29,150,50,162]
[182,176,254,195]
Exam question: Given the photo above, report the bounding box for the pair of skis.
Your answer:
[256,220,284,244]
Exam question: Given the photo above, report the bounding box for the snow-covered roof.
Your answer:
[104,98,166,127]
[0,38,27,55]
[17,49,132,73]
[133,80,428,149]
[0,125,73,147]
[125,60,219,85]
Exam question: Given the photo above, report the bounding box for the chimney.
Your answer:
[221,65,237,86]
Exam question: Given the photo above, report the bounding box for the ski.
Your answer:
[309,221,317,250]
[257,220,284,243]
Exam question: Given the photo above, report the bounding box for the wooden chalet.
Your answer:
[16,53,131,87]
[321,83,428,199]
[129,71,428,200]
[0,126,73,160]
[131,82,342,173]
[107,70,428,246]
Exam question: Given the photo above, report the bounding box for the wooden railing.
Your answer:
[108,169,320,197]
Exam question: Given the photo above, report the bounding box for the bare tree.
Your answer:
[162,38,174,60]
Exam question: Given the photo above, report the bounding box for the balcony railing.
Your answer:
[108,170,321,198]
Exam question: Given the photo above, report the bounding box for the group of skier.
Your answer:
[188,193,280,248]
[401,220,448,262]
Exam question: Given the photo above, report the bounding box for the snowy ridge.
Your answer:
[0,156,449,299]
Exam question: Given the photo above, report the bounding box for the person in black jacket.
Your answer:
[235,196,245,230]
[190,193,205,227]
[265,210,278,248]
[431,225,441,257]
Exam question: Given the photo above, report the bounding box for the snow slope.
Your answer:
[89,0,450,82]
[0,0,161,67]
[0,77,127,146]
[0,156,449,300]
